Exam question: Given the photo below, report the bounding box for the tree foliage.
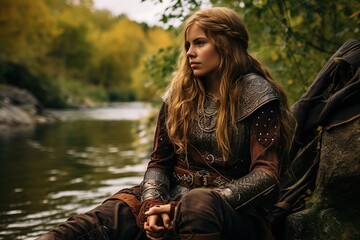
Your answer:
[1,0,357,107]
[0,0,57,65]
[132,27,177,100]
[0,0,176,107]
[142,0,360,103]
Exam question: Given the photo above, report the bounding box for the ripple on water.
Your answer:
[0,103,155,239]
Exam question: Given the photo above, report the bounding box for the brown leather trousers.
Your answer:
[173,188,261,239]
[37,188,267,240]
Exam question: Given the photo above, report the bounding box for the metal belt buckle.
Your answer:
[196,170,210,186]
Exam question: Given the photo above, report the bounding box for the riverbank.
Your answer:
[0,84,58,132]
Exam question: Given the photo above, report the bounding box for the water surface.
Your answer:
[0,102,155,239]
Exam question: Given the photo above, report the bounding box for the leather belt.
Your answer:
[173,166,230,188]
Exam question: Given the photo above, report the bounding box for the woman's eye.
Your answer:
[196,41,205,46]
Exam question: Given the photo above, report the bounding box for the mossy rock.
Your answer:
[284,118,360,239]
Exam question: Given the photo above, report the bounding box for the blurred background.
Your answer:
[0,0,359,239]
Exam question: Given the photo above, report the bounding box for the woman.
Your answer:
[38,7,295,240]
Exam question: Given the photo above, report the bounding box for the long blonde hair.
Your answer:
[164,7,295,170]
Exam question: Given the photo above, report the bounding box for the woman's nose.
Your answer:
[186,47,196,57]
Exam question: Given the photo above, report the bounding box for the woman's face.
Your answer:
[185,24,220,81]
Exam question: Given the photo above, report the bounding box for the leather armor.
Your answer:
[215,169,278,210]
[141,73,281,210]
[140,168,171,203]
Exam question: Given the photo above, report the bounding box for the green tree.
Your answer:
[0,0,190,106]
[142,0,360,103]
[132,27,177,100]
[0,0,57,67]
[88,17,146,89]
[50,23,93,74]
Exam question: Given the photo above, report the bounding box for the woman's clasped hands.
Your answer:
[144,203,177,240]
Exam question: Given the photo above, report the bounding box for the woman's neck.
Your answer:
[204,75,221,99]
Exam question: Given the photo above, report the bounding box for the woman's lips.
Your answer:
[190,62,200,68]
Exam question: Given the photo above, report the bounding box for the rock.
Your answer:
[284,118,360,240]
[0,102,34,125]
[0,84,57,132]
[0,84,38,106]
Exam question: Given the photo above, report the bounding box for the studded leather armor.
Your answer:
[142,73,281,209]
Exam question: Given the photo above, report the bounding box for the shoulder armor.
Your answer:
[237,73,280,121]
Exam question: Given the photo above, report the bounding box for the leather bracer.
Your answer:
[216,170,278,210]
[140,168,171,203]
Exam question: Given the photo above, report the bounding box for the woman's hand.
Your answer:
[144,204,172,240]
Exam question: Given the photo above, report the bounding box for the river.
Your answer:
[0,102,156,239]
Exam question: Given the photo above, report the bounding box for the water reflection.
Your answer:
[0,103,154,239]
[51,102,152,121]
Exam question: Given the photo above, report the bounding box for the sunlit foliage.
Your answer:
[0,0,176,107]
[0,0,58,67]
[142,0,360,104]
[1,0,357,107]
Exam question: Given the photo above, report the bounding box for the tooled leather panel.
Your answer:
[238,73,280,121]
[185,74,279,177]
[217,169,279,210]
[140,168,171,202]
[186,94,248,172]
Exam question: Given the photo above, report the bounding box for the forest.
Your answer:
[0,0,359,107]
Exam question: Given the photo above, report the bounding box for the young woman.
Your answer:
[38,7,295,240]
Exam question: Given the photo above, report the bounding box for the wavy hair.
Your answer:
[164,7,295,171]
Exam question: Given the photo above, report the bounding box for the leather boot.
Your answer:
[179,232,221,240]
